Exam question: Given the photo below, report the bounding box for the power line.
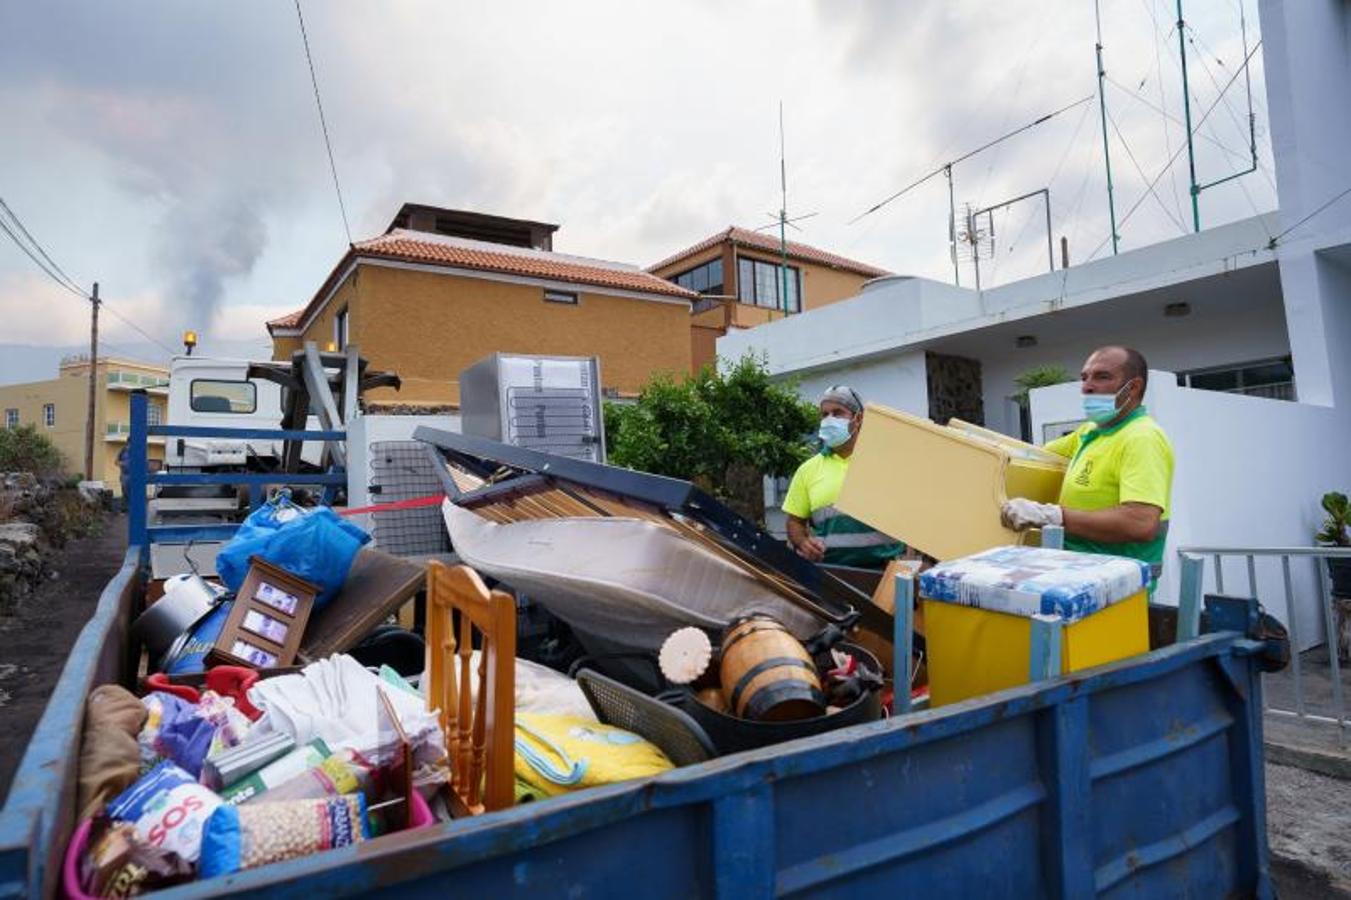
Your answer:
[294,0,352,245]
[0,194,178,355]
[848,94,1095,225]
[1266,184,1351,249]
[1105,107,1190,235]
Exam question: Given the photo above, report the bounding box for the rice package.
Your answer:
[917,545,1150,622]
[106,761,222,863]
[198,794,370,878]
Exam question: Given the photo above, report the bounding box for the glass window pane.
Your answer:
[1239,361,1294,387]
[1189,370,1240,392]
[786,266,800,312]
[691,264,710,292]
[709,258,723,288]
[738,259,755,302]
[190,379,257,414]
[754,261,780,308]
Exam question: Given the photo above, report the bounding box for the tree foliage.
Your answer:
[604,354,817,504]
[0,424,65,475]
[1012,364,1073,407]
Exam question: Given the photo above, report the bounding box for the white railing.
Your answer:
[1177,545,1348,746]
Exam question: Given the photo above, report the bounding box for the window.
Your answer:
[544,289,578,305]
[4,408,16,429]
[671,258,724,296]
[735,256,800,312]
[147,404,164,427]
[334,307,349,350]
[1177,357,1295,401]
[189,379,257,414]
[43,404,54,427]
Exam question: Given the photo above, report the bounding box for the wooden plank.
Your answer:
[299,548,425,660]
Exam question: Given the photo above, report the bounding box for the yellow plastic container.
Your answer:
[922,590,1149,708]
[836,405,1067,561]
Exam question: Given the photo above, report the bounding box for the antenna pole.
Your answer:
[778,102,791,316]
[1094,0,1120,254]
[1177,0,1201,232]
[945,165,960,286]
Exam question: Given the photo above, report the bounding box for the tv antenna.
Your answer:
[752,102,817,314]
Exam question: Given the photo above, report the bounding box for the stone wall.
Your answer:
[0,472,106,609]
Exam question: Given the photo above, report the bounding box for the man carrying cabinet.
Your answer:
[784,385,905,569]
[1001,346,1175,587]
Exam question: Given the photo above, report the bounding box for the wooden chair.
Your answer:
[425,561,517,816]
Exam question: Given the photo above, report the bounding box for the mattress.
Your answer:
[918,545,1150,623]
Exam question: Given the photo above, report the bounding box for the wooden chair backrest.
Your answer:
[425,561,517,816]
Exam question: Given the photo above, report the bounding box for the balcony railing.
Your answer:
[1233,382,1295,401]
[107,371,169,391]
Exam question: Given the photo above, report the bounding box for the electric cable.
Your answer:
[0,196,87,295]
[294,0,352,245]
[1265,184,1351,249]
[848,94,1095,225]
[1106,107,1190,235]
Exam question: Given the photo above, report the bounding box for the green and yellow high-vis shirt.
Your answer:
[1043,407,1175,584]
[782,450,904,568]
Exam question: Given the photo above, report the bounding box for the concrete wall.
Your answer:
[1260,0,1351,409]
[786,350,930,419]
[1032,374,1351,650]
[977,300,1292,436]
[320,264,692,406]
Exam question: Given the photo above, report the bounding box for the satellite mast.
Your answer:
[755,103,817,314]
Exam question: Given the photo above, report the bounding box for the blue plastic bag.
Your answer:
[216,492,370,607]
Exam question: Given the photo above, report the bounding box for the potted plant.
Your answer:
[1315,491,1351,663]
[1316,491,1351,593]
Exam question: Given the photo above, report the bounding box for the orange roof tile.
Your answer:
[267,230,696,336]
[648,226,891,279]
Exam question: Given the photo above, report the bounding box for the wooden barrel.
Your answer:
[719,615,825,722]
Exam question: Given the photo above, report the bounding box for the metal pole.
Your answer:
[1094,0,1120,254]
[778,102,790,316]
[945,165,960,286]
[1177,0,1201,232]
[1044,190,1055,272]
[84,282,100,481]
[970,208,982,292]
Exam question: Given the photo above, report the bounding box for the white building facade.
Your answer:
[720,0,1351,646]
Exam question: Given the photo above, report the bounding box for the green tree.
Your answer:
[605,353,817,520]
[0,424,65,475]
[1012,364,1073,408]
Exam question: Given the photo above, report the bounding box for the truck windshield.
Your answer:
[190,379,257,414]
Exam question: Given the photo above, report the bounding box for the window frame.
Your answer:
[544,289,579,305]
[668,258,725,296]
[1176,356,1296,399]
[334,306,349,350]
[734,254,801,312]
[4,408,17,429]
[188,378,259,415]
[43,403,55,428]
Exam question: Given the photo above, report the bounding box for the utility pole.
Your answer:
[945,165,960,286]
[1094,0,1120,254]
[84,282,99,481]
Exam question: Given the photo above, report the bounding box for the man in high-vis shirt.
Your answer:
[1000,346,1175,586]
[783,385,905,568]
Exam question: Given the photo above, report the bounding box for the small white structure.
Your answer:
[719,0,1351,645]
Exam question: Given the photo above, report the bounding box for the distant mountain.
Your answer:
[0,338,274,385]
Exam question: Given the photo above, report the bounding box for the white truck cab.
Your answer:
[164,356,291,469]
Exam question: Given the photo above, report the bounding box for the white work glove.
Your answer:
[1000,498,1063,532]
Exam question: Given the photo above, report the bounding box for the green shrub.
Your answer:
[0,424,65,475]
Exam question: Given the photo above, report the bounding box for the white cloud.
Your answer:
[0,0,1279,350]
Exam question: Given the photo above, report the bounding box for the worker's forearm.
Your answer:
[785,516,811,550]
[1060,503,1161,544]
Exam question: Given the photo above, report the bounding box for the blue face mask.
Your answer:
[818,415,853,448]
[1082,381,1134,424]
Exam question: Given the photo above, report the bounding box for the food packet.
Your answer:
[198,794,370,878]
[251,749,375,804]
[79,818,194,898]
[105,761,222,863]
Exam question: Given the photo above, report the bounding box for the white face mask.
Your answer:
[818,415,852,448]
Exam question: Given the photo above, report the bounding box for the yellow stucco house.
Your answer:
[266,205,698,407]
[0,357,168,492]
[647,227,891,372]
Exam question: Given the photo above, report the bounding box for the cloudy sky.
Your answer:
[0,0,1276,379]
